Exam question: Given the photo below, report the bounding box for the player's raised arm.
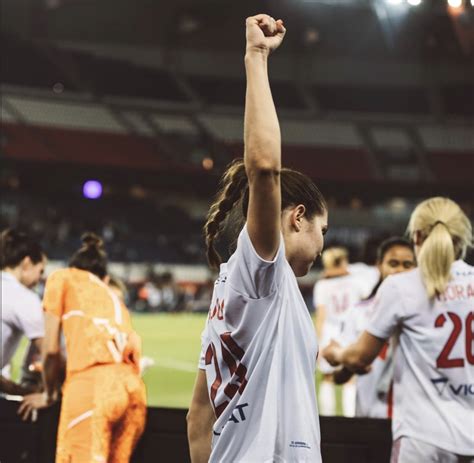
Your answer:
[244,14,286,261]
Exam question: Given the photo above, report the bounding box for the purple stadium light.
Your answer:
[83,180,103,199]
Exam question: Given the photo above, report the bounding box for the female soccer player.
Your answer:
[40,233,146,462]
[334,237,416,418]
[323,197,473,462]
[313,246,365,416]
[187,14,328,463]
[1,228,46,396]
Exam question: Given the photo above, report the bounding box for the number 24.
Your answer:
[435,312,474,368]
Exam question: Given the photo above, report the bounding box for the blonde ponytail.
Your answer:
[408,197,473,299]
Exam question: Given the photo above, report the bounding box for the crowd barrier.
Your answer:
[0,398,392,462]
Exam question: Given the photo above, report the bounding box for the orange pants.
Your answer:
[56,363,146,463]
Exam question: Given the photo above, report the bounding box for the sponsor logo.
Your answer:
[431,377,474,397]
[290,441,311,450]
[213,403,249,436]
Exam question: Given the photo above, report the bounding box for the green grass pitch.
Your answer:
[11,313,342,412]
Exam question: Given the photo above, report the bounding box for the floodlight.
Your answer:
[407,0,422,6]
[83,180,103,199]
[447,0,462,7]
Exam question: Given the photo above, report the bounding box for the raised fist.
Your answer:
[246,14,286,55]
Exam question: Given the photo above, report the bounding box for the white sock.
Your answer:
[319,381,336,416]
[342,382,356,417]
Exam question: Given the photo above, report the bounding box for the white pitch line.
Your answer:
[153,358,198,373]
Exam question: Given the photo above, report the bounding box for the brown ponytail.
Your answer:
[204,158,326,269]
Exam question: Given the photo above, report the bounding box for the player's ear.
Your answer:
[103,275,110,285]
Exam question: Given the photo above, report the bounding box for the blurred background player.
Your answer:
[109,275,156,375]
[323,197,474,462]
[313,246,365,416]
[187,14,327,463]
[0,229,46,396]
[334,237,416,418]
[34,233,146,462]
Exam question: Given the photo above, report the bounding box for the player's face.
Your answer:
[21,256,46,289]
[379,245,416,280]
[289,210,328,277]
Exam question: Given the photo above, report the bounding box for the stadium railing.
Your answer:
[0,397,392,463]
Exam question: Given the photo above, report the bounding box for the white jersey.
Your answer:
[368,260,474,455]
[1,272,44,369]
[200,226,321,463]
[348,263,380,299]
[341,297,393,418]
[313,273,365,346]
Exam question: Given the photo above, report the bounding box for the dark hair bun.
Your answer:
[81,232,104,250]
[1,228,24,243]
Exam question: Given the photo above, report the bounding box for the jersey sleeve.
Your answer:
[16,293,45,340]
[366,276,405,340]
[43,270,67,318]
[228,224,286,299]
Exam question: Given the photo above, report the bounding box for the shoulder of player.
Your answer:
[381,268,423,300]
[452,260,474,277]
[14,283,42,310]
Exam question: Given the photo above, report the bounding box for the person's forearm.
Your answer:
[340,344,374,371]
[188,419,212,463]
[244,50,281,173]
[42,352,62,401]
[0,375,36,395]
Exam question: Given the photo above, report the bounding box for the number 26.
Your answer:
[434,311,474,368]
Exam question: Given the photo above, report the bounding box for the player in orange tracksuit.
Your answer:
[42,233,146,463]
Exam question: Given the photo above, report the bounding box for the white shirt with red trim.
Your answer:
[1,272,44,369]
[367,260,474,455]
[341,297,393,418]
[199,225,321,463]
[313,274,365,347]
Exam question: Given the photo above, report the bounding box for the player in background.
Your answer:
[22,233,146,462]
[1,229,46,396]
[313,247,365,416]
[334,237,416,418]
[323,197,473,462]
[187,14,328,463]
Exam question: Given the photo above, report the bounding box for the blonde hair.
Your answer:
[321,247,348,270]
[408,197,472,299]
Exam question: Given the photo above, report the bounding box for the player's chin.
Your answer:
[294,260,314,278]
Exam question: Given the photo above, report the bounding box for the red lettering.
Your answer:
[209,298,225,320]
[467,284,474,299]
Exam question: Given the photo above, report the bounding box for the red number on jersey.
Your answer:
[205,332,248,418]
[434,311,474,368]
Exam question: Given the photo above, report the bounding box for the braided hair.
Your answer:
[204,158,326,269]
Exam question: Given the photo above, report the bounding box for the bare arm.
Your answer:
[323,331,385,372]
[42,312,62,402]
[0,376,36,395]
[244,15,286,261]
[315,304,326,340]
[187,369,216,463]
